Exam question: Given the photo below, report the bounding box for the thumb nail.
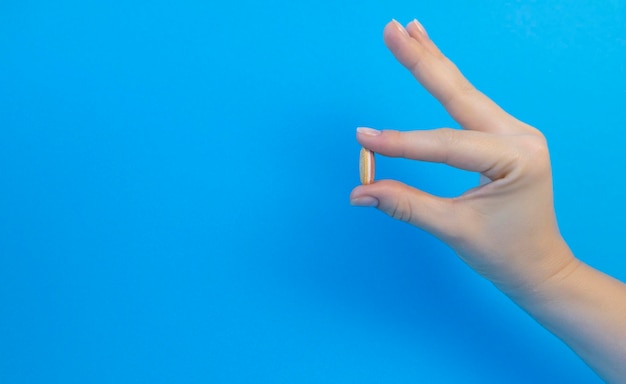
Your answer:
[350,196,379,207]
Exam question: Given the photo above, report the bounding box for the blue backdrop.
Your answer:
[1,1,624,382]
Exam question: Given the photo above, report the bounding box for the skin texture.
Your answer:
[350,19,626,383]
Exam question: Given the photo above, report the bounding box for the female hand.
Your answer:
[351,20,626,382]
[350,20,576,296]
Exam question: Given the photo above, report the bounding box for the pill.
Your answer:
[359,147,375,185]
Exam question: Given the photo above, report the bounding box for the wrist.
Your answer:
[491,236,580,302]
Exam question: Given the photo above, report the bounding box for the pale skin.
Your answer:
[350,19,626,383]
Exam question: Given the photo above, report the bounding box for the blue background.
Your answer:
[1,0,624,382]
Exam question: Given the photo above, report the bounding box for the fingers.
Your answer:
[350,180,455,239]
[356,127,515,181]
[383,20,523,134]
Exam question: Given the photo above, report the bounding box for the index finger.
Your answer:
[357,127,516,181]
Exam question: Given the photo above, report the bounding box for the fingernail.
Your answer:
[412,19,428,37]
[391,19,410,37]
[350,196,379,207]
[357,127,381,136]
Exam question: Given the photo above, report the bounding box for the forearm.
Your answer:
[507,249,626,383]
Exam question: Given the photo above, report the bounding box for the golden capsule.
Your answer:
[359,147,375,185]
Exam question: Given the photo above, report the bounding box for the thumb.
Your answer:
[350,179,454,238]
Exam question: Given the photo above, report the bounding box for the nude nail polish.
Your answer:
[412,19,428,37]
[392,19,410,37]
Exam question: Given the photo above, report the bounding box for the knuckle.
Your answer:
[520,133,549,158]
[514,133,551,177]
[455,79,476,96]
[389,196,414,223]
[443,77,476,109]
[437,127,458,142]
[434,128,458,163]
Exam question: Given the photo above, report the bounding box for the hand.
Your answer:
[350,20,577,295]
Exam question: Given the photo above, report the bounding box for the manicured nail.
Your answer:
[356,127,381,136]
[412,19,428,37]
[350,196,379,207]
[391,19,410,37]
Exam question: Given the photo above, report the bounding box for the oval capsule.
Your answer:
[359,147,375,185]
